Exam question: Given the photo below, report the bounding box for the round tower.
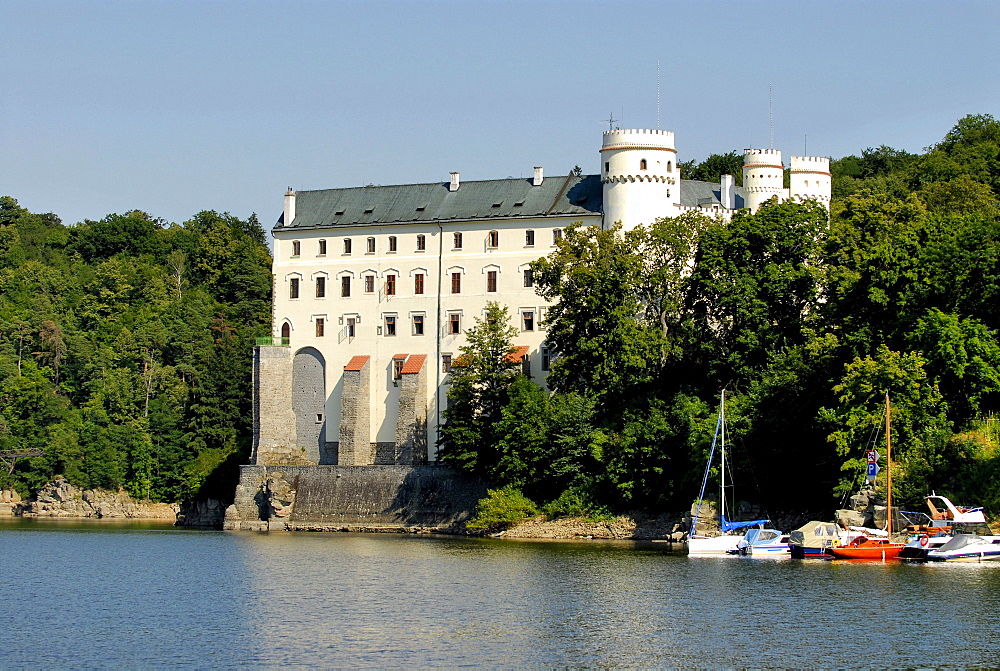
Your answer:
[789,156,832,209]
[601,129,678,230]
[742,149,787,212]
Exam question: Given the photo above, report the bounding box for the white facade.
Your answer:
[264,127,831,464]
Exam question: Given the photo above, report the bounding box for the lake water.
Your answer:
[3,518,999,668]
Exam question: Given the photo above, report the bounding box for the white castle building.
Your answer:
[253,128,831,466]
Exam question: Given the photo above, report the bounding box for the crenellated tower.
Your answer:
[601,129,678,229]
[789,155,832,209]
[742,148,788,212]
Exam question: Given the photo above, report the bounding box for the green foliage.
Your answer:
[0,197,271,503]
[466,485,539,532]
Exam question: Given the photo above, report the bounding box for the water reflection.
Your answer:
[3,521,1000,667]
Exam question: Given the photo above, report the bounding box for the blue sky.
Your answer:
[3,0,999,229]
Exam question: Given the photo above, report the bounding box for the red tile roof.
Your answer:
[392,353,408,360]
[343,355,370,371]
[505,345,530,363]
[400,354,426,374]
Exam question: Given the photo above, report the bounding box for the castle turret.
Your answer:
[789,156,831,209]
[601,129,678,229]
[742,149,787,213]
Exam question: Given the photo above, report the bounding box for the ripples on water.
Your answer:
[2,518,999,668]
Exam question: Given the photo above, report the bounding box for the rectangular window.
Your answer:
[388,236,397,252]
[289,277,300,299]
[315,318,325,337]
[488,231,499,248]
[385,274,396,295]
[413,314,425,336]
[365,275,375,293]
[523,268,534,288]
[292,240,301,256]
[541,346,551,371]
[346,317,356,338]
[449,313,461,334]
[414,273,424,295]
[442,354,452,373]
[416,234,426,251]
[553,229,563,243]
[384,315,396,337]
[539,307,548,330]
[318,239,327,255]
[393,358,404,380]
[451,272,461,294]
[367,237,375,253]
[344,239,352,254]
[453,232,463,249]
[315,276,326,298]
[525,230,535,246]
[523,310,534,331]
[487,270,497,293]
[341,276,351,297]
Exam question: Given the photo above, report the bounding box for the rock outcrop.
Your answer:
[18,477,177,520]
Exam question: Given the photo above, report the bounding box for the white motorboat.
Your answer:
[925,534,1000,562]
[900,495,991,560]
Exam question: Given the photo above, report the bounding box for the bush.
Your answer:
[466,485,539,532]
[542,486,611,521]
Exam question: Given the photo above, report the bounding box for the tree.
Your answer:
[437,302,521,476]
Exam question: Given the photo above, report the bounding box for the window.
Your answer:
[522,310,535,331]
[487,270,497,293]
[451,272,461,294]
[605,161,610,173]
[523,268,534,288]
[315,276,326,298]
[344,239,352,254]
[281,322,291,342]
[384,315,397,337]
[341,276,351,297]
[416,234,426,251]
[442,354,452,373]
[414,273,425,295]
[553,229,563,243]
[292,240,301,256]
[289,277,300,299]
[388,236,397,252]
[453,232,463,249]
[385,274,396,295]
[488,230,499,248]
[318,239,327,255]
[525,230,535,246]
[346,317,356,338]
[413,314,425,336]
[367,237,375,253]
[365,275,375,293]
[315,318,325,337]
[640,158,647,170]
[541,346,551,371]
[448,313,461,334]
[667,160,673,172]
[393,358,405,380]
[539,307,548,329]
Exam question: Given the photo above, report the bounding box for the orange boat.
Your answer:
[829,393,905,561]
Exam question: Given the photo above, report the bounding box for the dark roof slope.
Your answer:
[275,174,746,230]
[277,174,603,230]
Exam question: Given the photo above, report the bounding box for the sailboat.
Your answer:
[828,393,906,561]
[688,390,780,556]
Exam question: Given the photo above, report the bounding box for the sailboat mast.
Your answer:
[720,390,726,527]
[886,393,893,538]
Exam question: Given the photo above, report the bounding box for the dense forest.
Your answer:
[0,201,272,502]
[439,114,1000,521]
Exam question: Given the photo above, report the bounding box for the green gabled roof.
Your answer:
[276,173,603,230]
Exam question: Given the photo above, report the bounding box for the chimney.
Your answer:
[283,187,296,226]
[449,172,460,192]
[720,174,734,210]
[533,166,544,186]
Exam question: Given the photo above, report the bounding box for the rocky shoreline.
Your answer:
[3,477,177,521]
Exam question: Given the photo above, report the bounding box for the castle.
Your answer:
[252,128,831,467]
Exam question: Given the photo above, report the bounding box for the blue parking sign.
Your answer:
[867,461,880,481]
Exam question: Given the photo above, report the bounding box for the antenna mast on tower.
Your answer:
[657,61,661,130]
[769,83,774,149]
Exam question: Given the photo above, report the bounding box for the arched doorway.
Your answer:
[280,321,291,344]
[292,347,326,463]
